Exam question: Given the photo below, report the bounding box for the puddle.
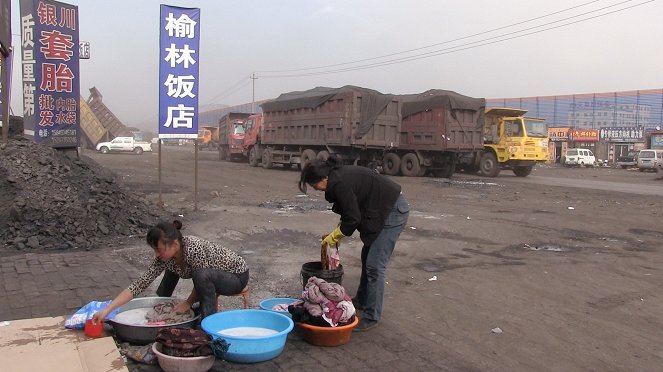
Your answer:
[258,199,329,212]
[523,243,570,252]
[452,179,499,186]
[418,263,443,272]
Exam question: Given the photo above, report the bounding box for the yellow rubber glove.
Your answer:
[322,225,345,248]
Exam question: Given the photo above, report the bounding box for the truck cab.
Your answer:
[481,108,549,177]
[197,126,219,150]
[244,114,263,167]
[218,113,252,161]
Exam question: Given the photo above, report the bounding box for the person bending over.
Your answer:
[92,220,249,323]
[299,156,410,332]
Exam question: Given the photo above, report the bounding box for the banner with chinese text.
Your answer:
[547,127,569,142]
[158,5,200,139]
[598,126,644,142]
[20,0,79,147]
[569,129,598,142]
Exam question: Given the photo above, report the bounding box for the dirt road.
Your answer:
[88,146,663,371]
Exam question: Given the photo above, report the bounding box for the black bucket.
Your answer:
[300,261,344,289]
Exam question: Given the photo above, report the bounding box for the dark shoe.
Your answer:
[353,318,378,332]
[351,298,364,310]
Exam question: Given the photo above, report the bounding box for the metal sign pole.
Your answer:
[0,55,8,144]
[158,139,163,208]
[194,139,198,211]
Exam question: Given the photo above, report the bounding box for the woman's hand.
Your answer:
[91,309,107,325]
[174,301,191,314]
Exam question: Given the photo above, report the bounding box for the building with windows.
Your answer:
[567,103,651,129]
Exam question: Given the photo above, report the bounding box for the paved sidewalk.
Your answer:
[0,249,450,372]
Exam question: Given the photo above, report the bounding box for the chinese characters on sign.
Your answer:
[598,126,644,142]
[570,129,599,142]
[158,5,200,139]
[569,101,613,110]
[547,127,569,142]
[79,40,89,59]
[20,0,79,147]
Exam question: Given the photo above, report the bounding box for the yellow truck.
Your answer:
[458,108,549,177]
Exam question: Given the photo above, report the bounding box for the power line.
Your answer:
[203,75,250,105]
[257,0,654,78]
[256,0,603,74]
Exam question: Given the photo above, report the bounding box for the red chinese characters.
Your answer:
[40,30,74,60]
[40,63,73,92]
[37,2,57,26]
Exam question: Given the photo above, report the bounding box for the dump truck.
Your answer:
[244,113,263,166]
[250,86,400,169]
[381,90,485,177]
[457,108,549,177]
[218,113,252,161]
[197,125,219,150]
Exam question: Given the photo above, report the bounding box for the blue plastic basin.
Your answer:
[259,297,298,318]
[201,309,294,363]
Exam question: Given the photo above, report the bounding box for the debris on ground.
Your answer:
[491,327,503,334]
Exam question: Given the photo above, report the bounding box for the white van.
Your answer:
[564,148,596,167]
[637,149,663,172]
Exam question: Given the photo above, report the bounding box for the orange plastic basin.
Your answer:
[298,316,359,347]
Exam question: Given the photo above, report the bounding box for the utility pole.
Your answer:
[250,72,257,113]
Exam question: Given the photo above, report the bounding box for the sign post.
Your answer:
[158,5,201,210]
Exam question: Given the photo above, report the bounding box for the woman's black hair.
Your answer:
[298,155,343,193]
[146,220,183,248]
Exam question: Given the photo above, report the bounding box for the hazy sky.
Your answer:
[8,0,663,130]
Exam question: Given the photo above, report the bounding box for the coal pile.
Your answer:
[0,136,163,251]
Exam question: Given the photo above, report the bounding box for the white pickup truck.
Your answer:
[96,137,152,155]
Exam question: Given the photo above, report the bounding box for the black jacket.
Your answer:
[325,166,401,245]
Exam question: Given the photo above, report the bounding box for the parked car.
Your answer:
[616,150,639,169]
[637,149,663,172]
[564,148,596,167]
[96,137,152,155]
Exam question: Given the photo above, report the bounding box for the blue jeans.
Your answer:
[355,193,409,321]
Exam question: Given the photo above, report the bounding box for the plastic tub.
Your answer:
[259,298,298,318]
[298,316,359,347]
[151,342,215,372]
[300,261,343,289]
[201,309,294,363]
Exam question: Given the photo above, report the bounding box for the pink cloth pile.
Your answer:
[297,276,355,327]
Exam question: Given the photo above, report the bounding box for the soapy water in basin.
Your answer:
[217,327,279,337]
[113,308,151,325]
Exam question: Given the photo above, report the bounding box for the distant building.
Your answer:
[567,103,651,129]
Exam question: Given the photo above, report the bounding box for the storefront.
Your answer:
[598,127,645,164]
[547,127,570,163]
[569,129,599,157]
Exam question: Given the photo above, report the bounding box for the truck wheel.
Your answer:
[100,146,109,154]
[301,149,317,167]
[400,153,421,177]
[134,147,143,155]
[262,148,273,169]
[513,165,533,177]
[248,147,260,167]
[382,153,401,176]
[479,152,500,177]
[317,150,330,161]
